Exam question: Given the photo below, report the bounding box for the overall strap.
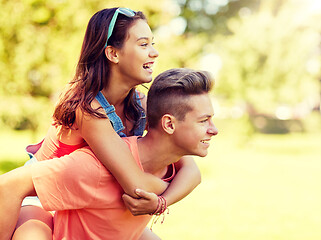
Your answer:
[133,91,146,136]
[95,91,126,137]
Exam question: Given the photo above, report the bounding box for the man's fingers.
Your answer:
[122,194,134,205]
[135,189,156,200]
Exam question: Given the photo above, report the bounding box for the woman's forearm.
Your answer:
[79,112,168,197]
[161,156,201,206]
[122,156,201,215]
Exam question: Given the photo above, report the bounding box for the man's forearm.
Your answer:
[0,166,36,240]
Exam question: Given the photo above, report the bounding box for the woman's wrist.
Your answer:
[150,196,167,215]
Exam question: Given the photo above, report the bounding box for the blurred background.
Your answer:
[0,0,320,239]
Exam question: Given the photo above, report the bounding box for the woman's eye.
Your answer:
[141,43,148,47]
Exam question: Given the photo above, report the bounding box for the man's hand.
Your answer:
[122,189,159,216]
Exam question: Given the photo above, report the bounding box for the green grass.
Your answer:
[1,127,321,240]
[0,129,38,173]
[153,131,321,240]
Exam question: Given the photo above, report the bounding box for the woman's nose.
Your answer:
[150,46,159,58]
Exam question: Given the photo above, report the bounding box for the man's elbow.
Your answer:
[0,175,7,200]
[0,173,15,198]
[0,172,21,203]
[0,166,36,201]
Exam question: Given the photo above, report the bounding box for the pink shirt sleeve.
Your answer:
[31,147,106,211]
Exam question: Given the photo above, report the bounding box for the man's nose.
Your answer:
[208,121,218,136]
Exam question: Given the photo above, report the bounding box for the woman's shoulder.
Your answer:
[55,124,85,146]
[75,99,107,122]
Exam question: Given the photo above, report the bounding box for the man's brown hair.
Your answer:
[147,68,214,129]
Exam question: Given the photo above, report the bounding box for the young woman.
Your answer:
[11,7,201,240]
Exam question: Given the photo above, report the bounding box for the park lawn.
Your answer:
[1,128,321,240]
[154,132,321,240]
[0,129,36,173]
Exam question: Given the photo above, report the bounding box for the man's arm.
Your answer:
[0,148,107,240]
[0,165,36,240]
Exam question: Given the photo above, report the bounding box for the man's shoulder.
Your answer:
[121,136,143,170]
[75,146,97,158]
[121,136,138,147]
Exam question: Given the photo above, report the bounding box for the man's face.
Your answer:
[173,93,218,157]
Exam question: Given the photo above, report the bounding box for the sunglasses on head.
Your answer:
[105,7,136,48]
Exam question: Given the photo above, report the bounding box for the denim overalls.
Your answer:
[22,91,146,206]
[95,91,146,137]
[26,90,146,158]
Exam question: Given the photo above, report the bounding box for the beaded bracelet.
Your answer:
[150,197,161,215]
[150,196,169,230]
[158,196,167,215]
[150,196,167,215]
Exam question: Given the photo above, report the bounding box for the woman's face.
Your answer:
[116,19,159,86]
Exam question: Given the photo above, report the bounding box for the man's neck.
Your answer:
[137,131,182,178]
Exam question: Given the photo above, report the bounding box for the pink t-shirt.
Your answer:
[31,136,175,240]
[32,125,87,161]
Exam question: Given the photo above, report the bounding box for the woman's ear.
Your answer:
[104,46,119,63]
[161,114,176,134]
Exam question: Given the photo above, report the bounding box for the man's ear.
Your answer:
[104,46,119,63]
[161,114,176,134]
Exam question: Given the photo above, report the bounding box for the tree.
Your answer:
[152,0,260,72]
[175,0,260,35]
[212,0,320,116]
[0,0,170,132]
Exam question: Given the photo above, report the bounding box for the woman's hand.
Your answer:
[122,189,159,216]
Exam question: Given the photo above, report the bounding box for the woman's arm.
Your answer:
[0,166,36,240]
[76,108,168,198]
[122,156,201,215]
[162,156,201,205]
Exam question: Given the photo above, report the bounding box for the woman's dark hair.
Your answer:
[53,8,146,135]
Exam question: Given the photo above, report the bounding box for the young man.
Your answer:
[0,68,218,240]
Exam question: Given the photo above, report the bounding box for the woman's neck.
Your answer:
[101,70,134,106]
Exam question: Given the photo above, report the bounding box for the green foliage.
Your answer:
[156,33,208,72]
[0,0,81,96]
[172,0,321,133]
[0,160,25,175]
[0,0,320,135]
[0,95,53,132]
[0,0,170,132]
[176,0,260,34]
[213,1,320,115]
